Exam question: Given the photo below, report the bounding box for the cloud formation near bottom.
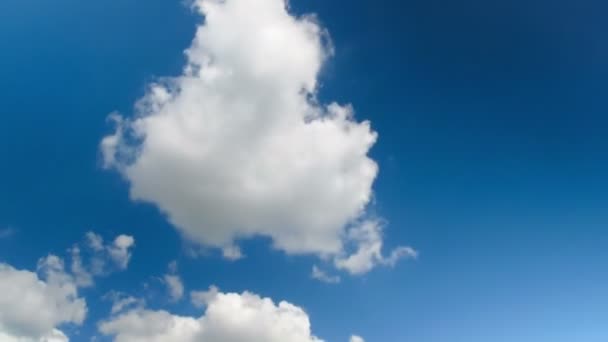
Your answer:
[0,232,135,341]
[100,287,323,342]
[0,260,85,341]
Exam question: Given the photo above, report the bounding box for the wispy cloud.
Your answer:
[311,265,341,284]
[0,227,15,239]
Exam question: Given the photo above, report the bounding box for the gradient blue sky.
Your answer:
[1,0,608,341]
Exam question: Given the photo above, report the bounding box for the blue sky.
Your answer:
[1,0,608,341]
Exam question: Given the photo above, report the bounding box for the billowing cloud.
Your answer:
[99,287,324,342]
[102,0,412,274]
[0,257,86,341]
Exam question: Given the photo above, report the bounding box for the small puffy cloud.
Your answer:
[350,335,365,342]
[99,287,324,342]
[311,265,340,284]
[164,275,184,302]
[334,220,418,275]
[100,0,413,274]
[107,235,135,270]
[0,258,86,341]
[70,232,136,286]
[221,245,243,261]
[42,329,69,342]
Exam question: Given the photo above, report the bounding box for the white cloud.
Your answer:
[99,287,324,342]
[85,231,104,252]
[221,245,243,261]
[311,265,340,284]
[100,310,201,342]
[100,0,409,272]
[350,335,365,342]
[384,245,419,267]
[70,246,94,288]
[70,232,136,285]
[0,329,69,342]
[334,220,418,275]
[0,258,86,341]
[41,329,69,342]
[111,297,140,315]
[190,285,219,308]
[0,232,135,341]
[164,275,184,302]
[107,235,135,270]
[162,261,184,302]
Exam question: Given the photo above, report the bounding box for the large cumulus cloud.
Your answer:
[102,0,413,271]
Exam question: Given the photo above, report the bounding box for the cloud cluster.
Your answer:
[0,258,86,341]
[102,0,412,275]
[70,232,136,287]
[0,232,135,341]
[99,287,323,342]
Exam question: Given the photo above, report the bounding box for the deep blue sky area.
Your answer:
[1,0,608,341]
